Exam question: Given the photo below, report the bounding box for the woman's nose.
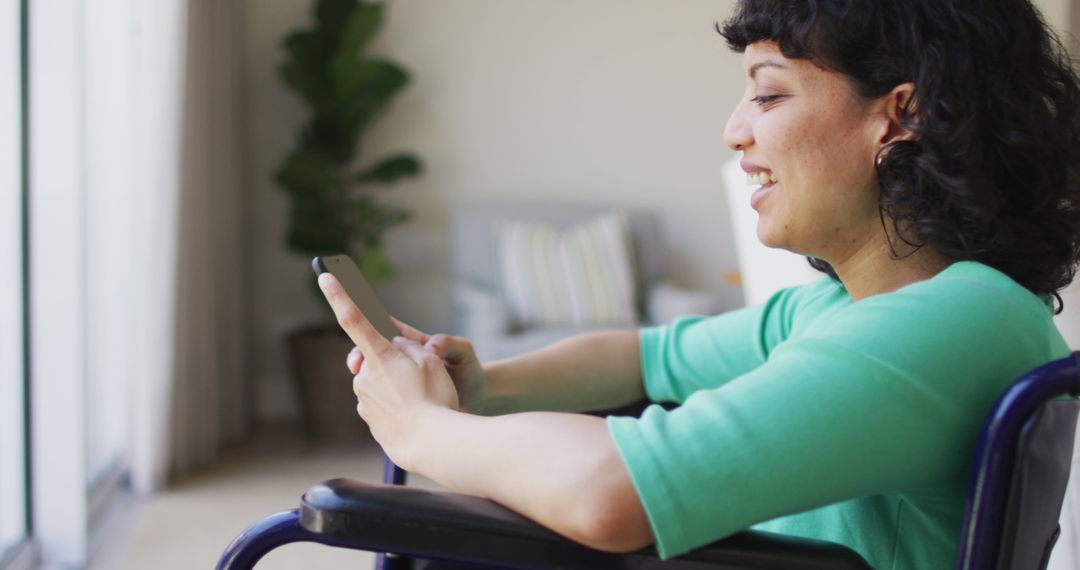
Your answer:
[723,100,753,151]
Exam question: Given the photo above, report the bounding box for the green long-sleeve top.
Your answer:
[608,261,1069,569]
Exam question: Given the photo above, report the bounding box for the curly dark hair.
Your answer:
[720,0,1080,308]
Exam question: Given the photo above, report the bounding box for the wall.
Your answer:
[244,0,746,419]
[1074,0,1080,51]
[1041,0,1071,28]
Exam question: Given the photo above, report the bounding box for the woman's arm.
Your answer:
[322,274,654,552]
[481,330,645,415]
[405,406,654,553]
[384,319,646,416]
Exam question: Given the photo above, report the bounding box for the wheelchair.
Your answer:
[217,353,1080,569]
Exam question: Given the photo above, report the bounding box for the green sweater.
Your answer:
[608,262,1069,569]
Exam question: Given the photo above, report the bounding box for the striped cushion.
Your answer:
[495,213,638,328]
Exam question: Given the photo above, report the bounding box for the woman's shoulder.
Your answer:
[761,273,850,320]
[807,261,1067,373]
[884,261,1054,320]
[748,261,1063,356]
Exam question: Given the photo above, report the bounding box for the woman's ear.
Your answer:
[878,82,917,146]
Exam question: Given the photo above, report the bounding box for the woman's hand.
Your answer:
[346,316,490,414]
[319,273,458,469]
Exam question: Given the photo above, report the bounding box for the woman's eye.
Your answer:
[751,94,783,107]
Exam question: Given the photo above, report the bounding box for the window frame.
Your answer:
[1,0,35,567]
[20,0,30,551]
[27,0,90,565]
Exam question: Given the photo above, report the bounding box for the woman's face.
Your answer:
[724,41,889,263]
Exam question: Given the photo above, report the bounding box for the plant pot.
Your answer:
[286,322,371,441]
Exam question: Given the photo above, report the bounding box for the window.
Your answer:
[27,0,147,564]
[0,0,27,564]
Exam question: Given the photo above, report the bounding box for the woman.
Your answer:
[317,0,1080,567]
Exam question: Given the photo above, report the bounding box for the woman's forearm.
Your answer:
[480,330,645,415]
[405,406,653,553]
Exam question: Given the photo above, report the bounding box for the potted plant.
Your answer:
[276,0,422,439]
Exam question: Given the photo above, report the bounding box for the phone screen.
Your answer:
[312,255,400,341]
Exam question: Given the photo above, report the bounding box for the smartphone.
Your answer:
[312,255,400,341]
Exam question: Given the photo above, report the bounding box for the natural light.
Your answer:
[0,0,26,561]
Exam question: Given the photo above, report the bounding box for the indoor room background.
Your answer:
[4,0,1080,568]
[246,0,747,421]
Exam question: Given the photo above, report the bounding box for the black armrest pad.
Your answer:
[301,479,871,569]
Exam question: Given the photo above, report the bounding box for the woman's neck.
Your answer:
[829,233,950,301]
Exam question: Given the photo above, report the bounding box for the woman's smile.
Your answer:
[746,168,779,211]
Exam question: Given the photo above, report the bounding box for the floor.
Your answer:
[87,426,440,570]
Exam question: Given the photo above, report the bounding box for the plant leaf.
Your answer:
[287,196,350,255]
[340,1,383,54]
[334,58,409,110]
[280,31,330,108]
[337,60,410,134]
[315,0,359,39]
[275,149,344,197]
[354,154,422,184]
[328,2,384,90]
[304,116,359,162]
[358,245,395,283]
[349,196,410,243]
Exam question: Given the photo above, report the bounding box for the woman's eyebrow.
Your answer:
[748,60,788,79]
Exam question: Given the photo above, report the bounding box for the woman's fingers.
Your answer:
[392,336,460,410]
[426,334,477,363]
[347,347,364,375]
[391,316,432,346]
[391,318,469,362]
[392,336,441,367]
[386,317,477,365]
[318,273,394,361]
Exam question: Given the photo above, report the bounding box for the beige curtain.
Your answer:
[168,0,250,478]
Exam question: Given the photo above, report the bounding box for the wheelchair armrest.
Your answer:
[301,478,871,569]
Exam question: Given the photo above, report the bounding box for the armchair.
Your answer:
[447,201,719,361]
[217,353,1080,570]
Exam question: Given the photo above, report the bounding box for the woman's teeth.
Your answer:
[747,171,778,187]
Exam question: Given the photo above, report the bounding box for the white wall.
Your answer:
[1040,0,1071,30]
[243,0,745,419]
